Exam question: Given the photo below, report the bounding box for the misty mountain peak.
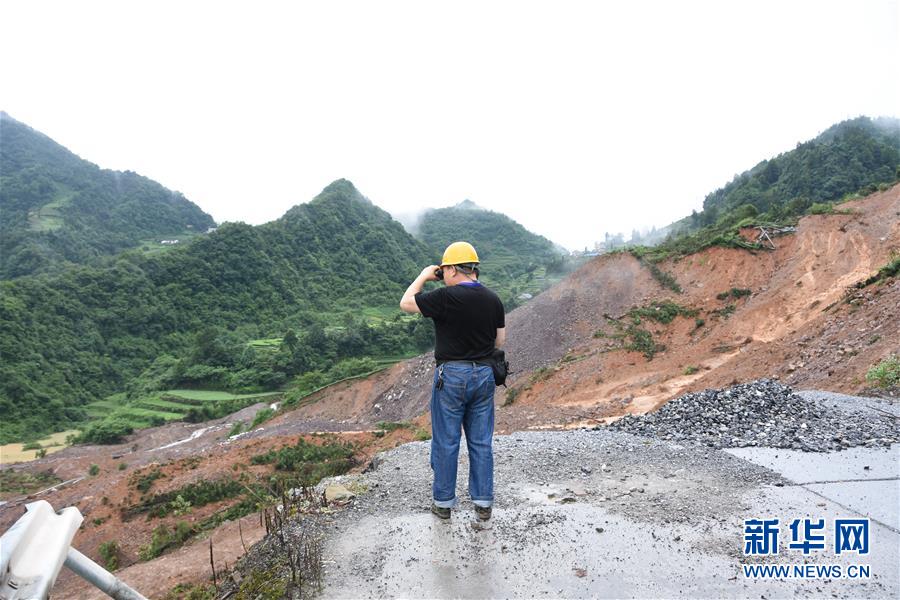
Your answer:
[454,199,483,211]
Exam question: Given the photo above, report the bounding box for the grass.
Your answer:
[376,421,414,432]
[80,389,283,442]
[247,338,282,348]
[0,469,61,498]
[27,188,73,232]
[866,355,900,388]
[628,300,698,325]
[854,252,900,290]
[164,389,280,402]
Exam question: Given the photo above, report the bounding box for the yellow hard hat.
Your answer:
[440,241,480,266]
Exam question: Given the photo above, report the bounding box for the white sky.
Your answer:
[2,0,897,250]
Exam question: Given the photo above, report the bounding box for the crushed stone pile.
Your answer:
[608,379,898,452]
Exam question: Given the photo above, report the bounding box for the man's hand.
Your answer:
[419,265,440,282]
[400,265,440,313]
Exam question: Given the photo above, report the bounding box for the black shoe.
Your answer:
[431,503,451,519]
[475,505,492,521]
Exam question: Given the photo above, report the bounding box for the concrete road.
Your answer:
[319,431,899,599]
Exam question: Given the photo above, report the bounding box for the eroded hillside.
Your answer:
[274,183,899,432]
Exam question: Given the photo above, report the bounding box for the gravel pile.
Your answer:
[609,379,898,451]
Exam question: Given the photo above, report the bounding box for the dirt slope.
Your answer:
[277,183,900,432]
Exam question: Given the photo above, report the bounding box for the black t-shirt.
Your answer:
[415,282,505,363]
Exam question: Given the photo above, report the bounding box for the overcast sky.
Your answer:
[2,1,897,250]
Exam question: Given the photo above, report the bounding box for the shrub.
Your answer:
[22,441,42,451]
[629,301,697,325]
[133,467,164,493]
[375,421,413,432]
[228,421,244,437]
[807,202,833,215]
[118,462,127,471]
[250,408,275,429]
[170,494,192,517]
[866,355,900,388]
[98,540,119,571]
[75,420,134,445]
[89,464,100,476]
[503,387,520,406]
[683,366,700,376]
[250,438,355,486]
[35,448,47,459]
[125,479,243,519]
[139,521,194,560]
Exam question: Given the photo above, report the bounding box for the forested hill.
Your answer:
[416,200,567,307]
[682,116,900,232]
[634,116,900,260]
[0,179,432,442]
[0,112,216,278]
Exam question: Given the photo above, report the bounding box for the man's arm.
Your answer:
[400,265,440,314]
[495,327,506,348]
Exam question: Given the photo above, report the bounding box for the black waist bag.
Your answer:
[483,348,510,387]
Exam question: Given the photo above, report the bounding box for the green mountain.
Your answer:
[0,179,433,442]
[416,200,568,308]
[639,116,900,260]
[698,116,899,223]
[0,112,216,278]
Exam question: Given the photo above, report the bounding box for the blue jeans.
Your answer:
[430,362,495,509]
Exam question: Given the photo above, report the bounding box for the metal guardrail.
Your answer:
[0,500,147,600]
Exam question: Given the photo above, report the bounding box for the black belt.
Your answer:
[435,357,492,366]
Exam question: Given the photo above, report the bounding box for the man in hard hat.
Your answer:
[400,241,506,521]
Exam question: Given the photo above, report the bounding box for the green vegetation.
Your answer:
[628,117,899,262]
[866,355,900,388]
[628,251,683,293]
[416,200,571,310]
[717,288,752,300]
[375,421,414,432]
[502,387,520,406]
[0,179,439,442]
[0,469,61,497]
[711,304,737,319]
[139,521,195,561]
[124,478,244,519]
[854,252,900,290]
[594,301,699,361]
[88,464,100,476]
[98,541,119,571]
[250,437,355,485]
[164,583,216,600]
[250,408,276,429]
[682,366,700,376]
[628,301,698,325]
[131,467,164,493]
[228,421,244,437]
[74,419,135,445]
[0,112,215,279]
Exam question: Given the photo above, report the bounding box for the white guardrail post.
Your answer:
[0,500,147,600]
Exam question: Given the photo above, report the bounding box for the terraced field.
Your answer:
[84,390,281,429]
